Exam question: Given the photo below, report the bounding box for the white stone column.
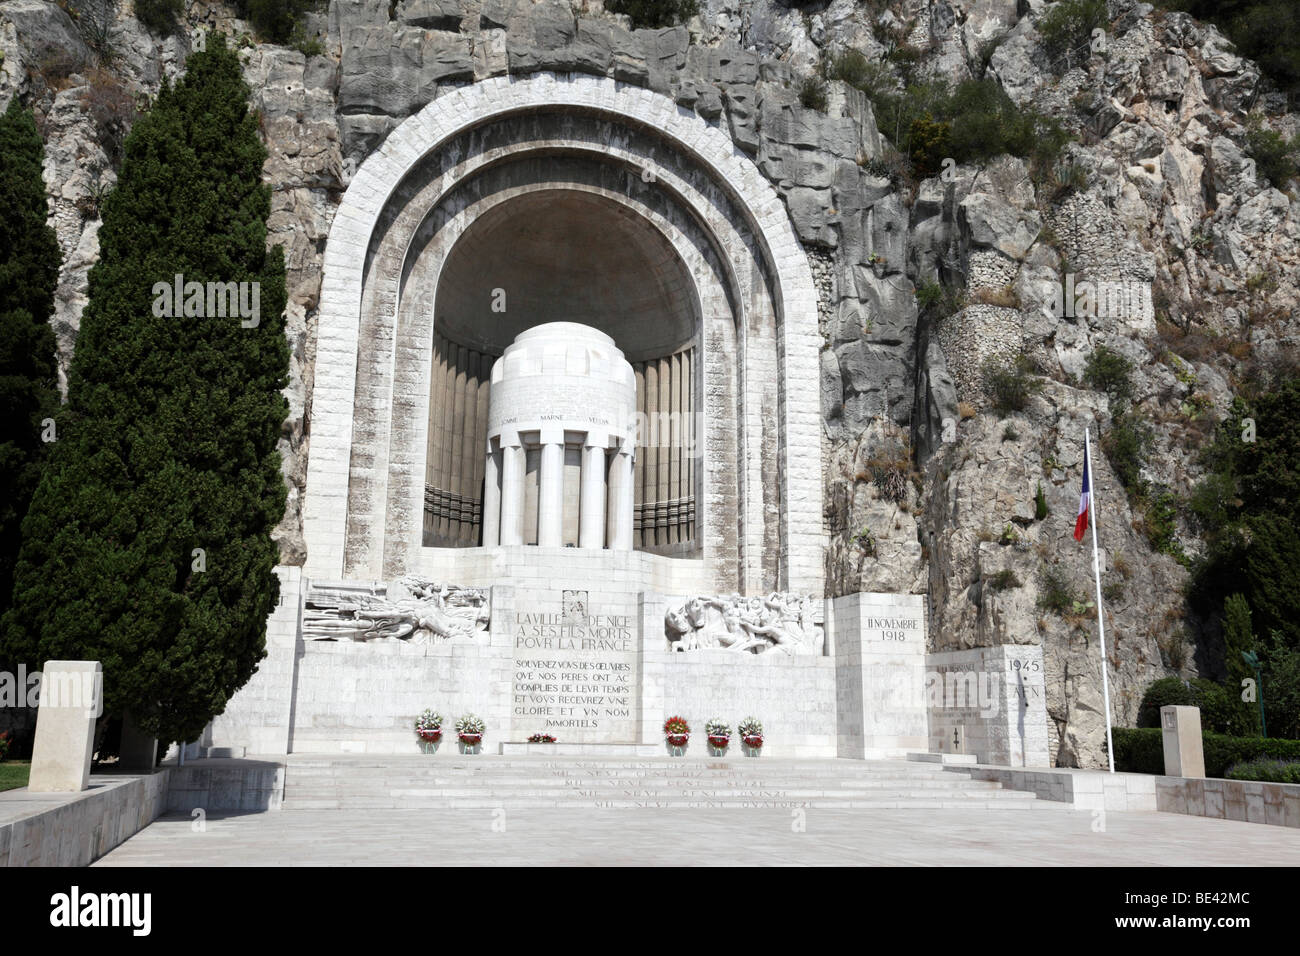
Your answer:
[499,441,525,546]
[538,439,564,547]
[609,443,635,550]
[481,443,501,546]
[579,442,607,548]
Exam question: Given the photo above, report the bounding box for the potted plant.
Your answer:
[705,718,731,756]
[456,713,486,754]
[0,731,10,761]
[738,716,764,757]
[527,733,557,744]
[414,709,443,754]
[663,716,690,755]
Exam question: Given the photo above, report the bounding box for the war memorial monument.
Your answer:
[200,75,1048,765]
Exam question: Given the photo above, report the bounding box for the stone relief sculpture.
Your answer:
[304,577,489,644]
[665,593,824,656]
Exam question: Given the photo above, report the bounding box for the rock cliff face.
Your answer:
[3,0,1297,766]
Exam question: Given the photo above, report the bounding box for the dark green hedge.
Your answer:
[1225,759,1300,783]
[1112,727,1300,777]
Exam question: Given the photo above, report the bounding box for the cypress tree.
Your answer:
[1,35,289,745]
[1221,592,1259,734]
[0,98,60,617]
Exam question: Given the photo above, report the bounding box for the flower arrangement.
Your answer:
[455,713,486,741]
[528,733,557,744]
[414,709,443,741]
[705,718,731,752]
[738,716,763,749]
[663,715,690,748]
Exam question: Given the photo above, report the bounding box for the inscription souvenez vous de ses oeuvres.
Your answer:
[513,611,634,730]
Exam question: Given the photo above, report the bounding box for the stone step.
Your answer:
[280,766,970,780]
[281,797,1053,810]
[284,785,1034,801]
[282,756,938,765]
[281,779,994,793]
[268,756,1047,812]
[280,761,964,777]
[283,764,894,770]
[281,776,1008,791]
[498,743,664,756]
[907,752,980,766]
[283,782,1003,791]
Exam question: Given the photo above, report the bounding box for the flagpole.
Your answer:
[1086,427,1116,773]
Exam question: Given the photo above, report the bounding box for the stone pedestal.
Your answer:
[1160,705,1205,778]
[830,593,928,756]
[28,660,101,793]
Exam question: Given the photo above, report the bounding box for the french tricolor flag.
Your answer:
[1074,443,1092,542]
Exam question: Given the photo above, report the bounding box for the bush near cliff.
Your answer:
[1161,0,1300,100]
[1225,759,1300,783]
[1189,380,1300,654]
[134,0,184,35]
[1136,677,1246,734]
[604,0,699,30]
[838,74,1069,181]
[1113,728,1300,777]
[235,0,320,43]
[1038,0,1108,73]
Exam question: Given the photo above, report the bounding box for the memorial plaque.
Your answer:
[511,592,637,743]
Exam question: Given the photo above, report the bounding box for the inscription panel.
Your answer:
[511,593,638,743]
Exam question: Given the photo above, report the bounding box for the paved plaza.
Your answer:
[95,805,1300,866]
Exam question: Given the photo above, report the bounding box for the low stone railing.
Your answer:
[1156,776,1300,828]
[0,771,170,867]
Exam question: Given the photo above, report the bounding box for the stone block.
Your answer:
[1160,705,1205,778]
[28,661,101,793]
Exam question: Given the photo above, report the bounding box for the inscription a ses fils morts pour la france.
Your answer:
[512,595,634,733]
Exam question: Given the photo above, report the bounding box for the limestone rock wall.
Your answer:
[4,0,1299,767]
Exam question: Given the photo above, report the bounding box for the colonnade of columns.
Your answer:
[481,434,634,549]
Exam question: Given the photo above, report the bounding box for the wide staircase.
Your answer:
[279,755,1054,810]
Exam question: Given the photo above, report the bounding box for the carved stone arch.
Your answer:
[306,73,822,594]
[384,179,737,582]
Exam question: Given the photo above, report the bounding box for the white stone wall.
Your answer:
[926,644,1050,767]
[208,565,302,756]
[288,639,514,754]
[213,582,1039,764]
[651,651,838,757]
[412,545,716,596]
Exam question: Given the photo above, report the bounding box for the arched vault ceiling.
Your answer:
[432,185,699,360]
